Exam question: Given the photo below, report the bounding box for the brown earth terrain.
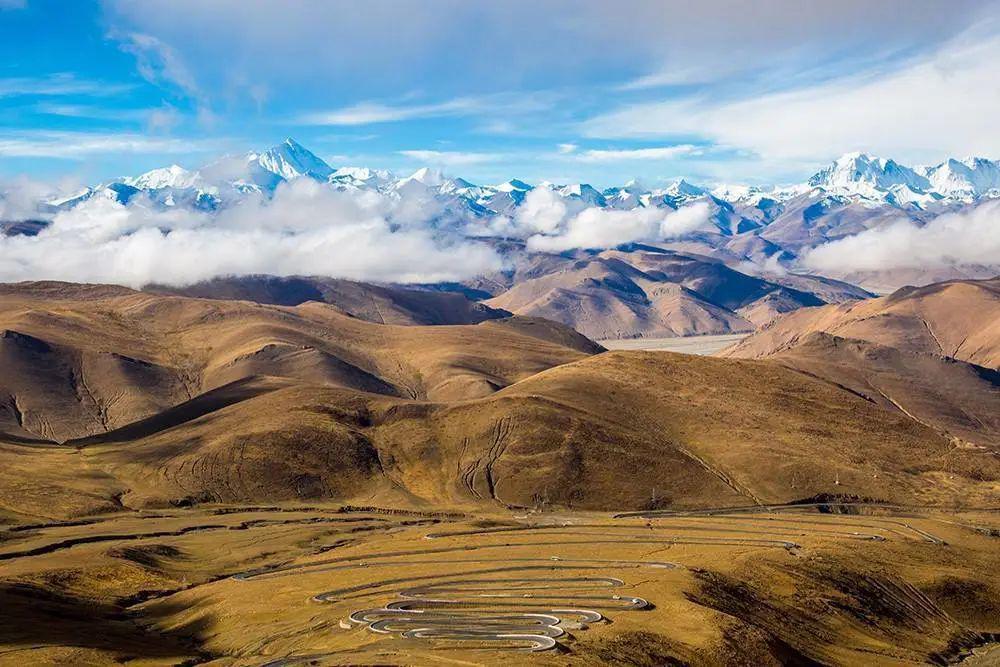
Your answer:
[0,505,997,666]
[723,277,1000,461]
[147,274,510,326]
[0,281,594,442]
[482,246,831,340]
[0,279,997,665]
[723,277,1000,368]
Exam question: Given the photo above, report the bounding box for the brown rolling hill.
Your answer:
[147,274,509,325]
[0,282,592,441]
[63,350,998,516]
[0,280,996,523]
[766,332,1000,449]
[722,277,1000,460]
[14,350,988,518]
[484,246,826,339]
[723,277,1000,368]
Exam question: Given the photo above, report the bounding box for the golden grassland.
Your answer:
[1,503,998,665]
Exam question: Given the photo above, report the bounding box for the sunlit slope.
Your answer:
[74,351,996,515]
[0,282,591,440]
[767,332,1000,449]
[723,277,1000,368]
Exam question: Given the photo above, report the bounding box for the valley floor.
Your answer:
[598,333,749,355]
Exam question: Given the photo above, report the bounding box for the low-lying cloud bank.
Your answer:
[474,187,713,252]
[12,174,995,289]
[0,179,502,287]
[0,180,718,287]
[801,200,1000,273]
[0,177,59,220]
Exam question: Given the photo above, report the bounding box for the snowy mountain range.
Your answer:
[8,138,998,330]
[43,139,1000,221]
[30,139,1000,293]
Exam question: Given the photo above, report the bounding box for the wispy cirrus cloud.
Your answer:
[584,28,1000,163]
[398,150,504,166]
[616,65,736,90]
[31,102,183,134]
[103,0,985,106]
[300,98,482,126]
[0,74,133,98]
[573,144,701,162]
[299,93,555,127]
[115,33,200,98]
[0,131,223,159]
[32,102,131,119]
[113,32,213,124]
[318,133,380,143]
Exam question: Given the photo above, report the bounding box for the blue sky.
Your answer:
[2,0,999,188]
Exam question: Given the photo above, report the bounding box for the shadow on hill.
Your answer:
[0,580,213,662]
[69,375,291,447]
[0,431,62,447]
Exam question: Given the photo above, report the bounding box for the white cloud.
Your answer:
[117,33,201,99]
[32,102,181,131]
[104,0,984,114]
[801,200,1000,273]
[0,74,132,98]
[146,104,182,132]
[617,73,685,91]
[300,99,483,126]
[319,133,379,143]
[515,188,712,252]
[299,93,555,127]
[395,144,702,170]
[0,177,58,220]
[575,144,700,162]
[398,150,503,166]
[514,187,576,235]
[527,206,661,252]
[658,201,713,237]
[0,131,223,159]
[736,254,788,278]
[0,179,501,286]
[583,30,1000,162]
[115,32,213,123]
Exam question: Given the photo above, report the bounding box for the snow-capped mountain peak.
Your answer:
[655,179,706,200]
[554,183,606,206]
[711,184,758,201]
[494,179,532,193]
[808,152,929,194]
[330,167,380,180]
[802,151,1000,207]
[401,167,445,187]
[328,167,394,190]
[123,164,201,190]
[603,185,643,210]
[247,138,334,182]
[443,176,476,190]
[919,156,1000,200]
